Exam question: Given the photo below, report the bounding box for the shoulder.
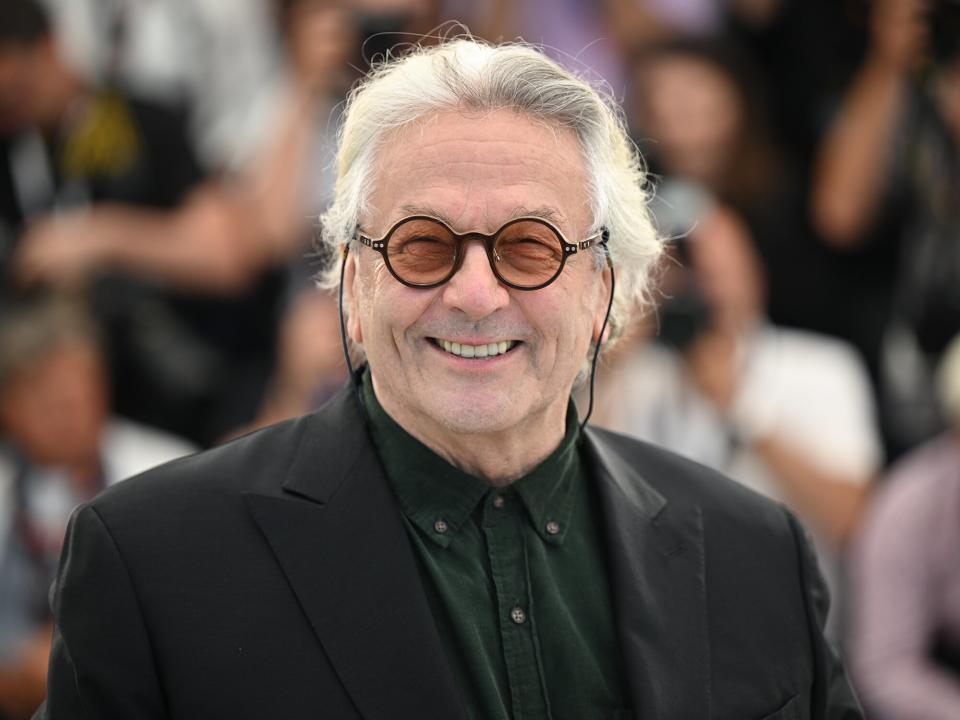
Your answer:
[757,326,870,384]
[586,425,795,536]
[90,411,315,525]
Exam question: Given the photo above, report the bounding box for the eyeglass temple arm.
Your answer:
[577,228,610,251]
[357,235,386,251]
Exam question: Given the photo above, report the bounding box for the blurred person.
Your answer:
[0,0,277,446]
[450,0,650,93]
[0,292,193,720]
[849,333,960,719]
[597,198,883,637]
[630,39,781,212]
[233,289,347,435]
[269,0,359,289]
[42,0,285,172]
[37,39,860,719]
[812,0,960,457]
[721,0,874,166]
[0,0,356,446]
[0,0,202,248]
[629,38,864,354]
[456,0,788,95]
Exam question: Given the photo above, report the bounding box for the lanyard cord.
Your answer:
[579,250,616,433]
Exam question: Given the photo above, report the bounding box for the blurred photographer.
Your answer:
[850,333,960,719]
[0,292,193,719]
[598,186,883,637]
[812,0,960,459]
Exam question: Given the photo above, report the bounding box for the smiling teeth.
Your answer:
[440,339,515,358]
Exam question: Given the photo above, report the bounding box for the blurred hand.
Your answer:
[286,4,354,96]
[870,0,931,71]
[13,191,264,295]
[13,213,110,290]
[276,290,345,387]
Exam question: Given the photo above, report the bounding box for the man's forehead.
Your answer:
[365,110,590,234]
[396,204,570,233]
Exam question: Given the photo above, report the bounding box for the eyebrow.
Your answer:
[398,204,568,231]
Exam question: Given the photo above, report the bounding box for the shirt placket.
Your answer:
[481,491,549,720]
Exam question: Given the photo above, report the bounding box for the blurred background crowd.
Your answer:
[0,0,957,717]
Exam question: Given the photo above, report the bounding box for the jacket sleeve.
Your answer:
[36,503,168,719]
[785,511,863,720]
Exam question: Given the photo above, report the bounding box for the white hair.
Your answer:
[317,37,663,345]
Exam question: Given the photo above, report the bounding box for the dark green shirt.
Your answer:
[362,372,629,720]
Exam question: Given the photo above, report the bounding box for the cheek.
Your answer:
[349,260,395,345]
[530,273,604,356]
[353,262,435,351]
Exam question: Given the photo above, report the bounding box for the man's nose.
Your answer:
[441,241,510,320]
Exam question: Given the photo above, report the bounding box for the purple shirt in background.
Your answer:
[512,0,628,97]
[643,0,725,35]
[440,0,729,102]
[850,434,960,719]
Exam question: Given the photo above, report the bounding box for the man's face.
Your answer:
[346,109,609,441]
[0,39,57,135]
[0,338,108,468]
[634,56,741,186]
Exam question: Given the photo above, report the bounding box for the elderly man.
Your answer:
[38,40,860,719]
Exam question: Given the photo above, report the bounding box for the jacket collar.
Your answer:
[246,382,709,719]
[244,383,468,720]
[583,426,710,719]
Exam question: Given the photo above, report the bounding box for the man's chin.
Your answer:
[419,390,524,437]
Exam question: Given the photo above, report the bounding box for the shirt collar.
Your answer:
[361,369,580,548]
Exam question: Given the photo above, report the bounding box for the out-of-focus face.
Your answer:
[634,55,742,188]
[346,109,609,444]
[0,39,59,135]
[0,338,108,468]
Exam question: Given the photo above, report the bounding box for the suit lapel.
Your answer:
[244,386,466,720]
[584,430,710,719]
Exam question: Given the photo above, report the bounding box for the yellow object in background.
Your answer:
[61,92,141,179]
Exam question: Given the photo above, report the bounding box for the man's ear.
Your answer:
[592,266,613,344]
[342,251,363,345]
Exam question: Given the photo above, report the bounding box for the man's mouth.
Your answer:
[430,338,519,358]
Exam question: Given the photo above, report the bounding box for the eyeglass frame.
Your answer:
[355,214,610,291]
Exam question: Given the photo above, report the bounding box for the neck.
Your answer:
[371,378,570,486]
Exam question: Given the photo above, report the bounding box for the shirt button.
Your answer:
[545,521,560,535]
[510,606,527,625]
[434,519,449,534]
[492,495,505,509]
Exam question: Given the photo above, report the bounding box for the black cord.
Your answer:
[579,255,616,433]
[338,246,369,425]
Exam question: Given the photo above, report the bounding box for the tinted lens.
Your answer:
[494,220,564,287]
[387,218,457,285]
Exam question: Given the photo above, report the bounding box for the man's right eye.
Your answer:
[396,236,449,253]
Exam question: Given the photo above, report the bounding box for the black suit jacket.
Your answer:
[38,384,861,719]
